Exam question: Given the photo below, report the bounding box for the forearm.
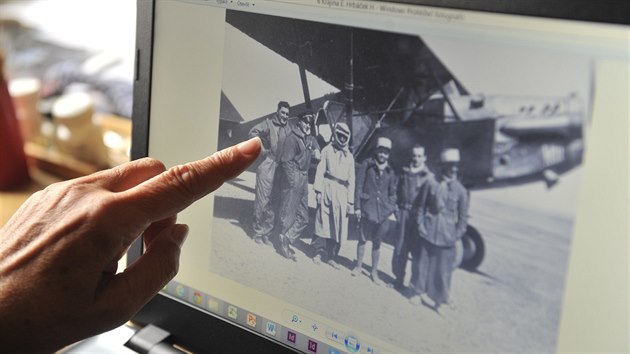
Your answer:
[0,138,260,353]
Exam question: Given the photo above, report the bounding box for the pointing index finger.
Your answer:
[120,137,260,223]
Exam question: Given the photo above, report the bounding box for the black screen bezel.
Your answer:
[129,0,628,353]
[393,0,630,25]
[129,1,295,352]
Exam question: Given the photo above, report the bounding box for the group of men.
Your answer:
[248,101,469,311]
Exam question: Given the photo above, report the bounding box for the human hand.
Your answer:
[259,143,268,156]
[388,213,397,222]
[312,149,321,161]
[316,192,322,205]
[355,209,361,221]
[258,131,270,150]
[0,137,261,353]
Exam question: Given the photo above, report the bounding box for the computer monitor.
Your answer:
[130,1,629,353]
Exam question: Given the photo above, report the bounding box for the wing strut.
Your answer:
[354,86,405,157]
[345,28,355,150]
[430,67,462,121]
[296,43,312,112]
[295,41,317,135]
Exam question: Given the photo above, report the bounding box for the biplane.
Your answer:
[217,12,586,271]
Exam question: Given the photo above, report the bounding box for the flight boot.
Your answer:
[279,234,296,261]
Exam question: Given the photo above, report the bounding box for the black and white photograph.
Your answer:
[210,10,591,352]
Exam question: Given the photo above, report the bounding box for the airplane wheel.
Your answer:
[460,225,485,271]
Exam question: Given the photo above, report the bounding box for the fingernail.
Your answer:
[171,224,189,247]
[236,137,261,158]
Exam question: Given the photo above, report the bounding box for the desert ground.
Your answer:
[209,170,577,353]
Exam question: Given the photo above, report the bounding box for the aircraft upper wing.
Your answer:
[226,11,467,115]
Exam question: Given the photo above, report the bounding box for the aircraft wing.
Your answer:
[226,11,467,115]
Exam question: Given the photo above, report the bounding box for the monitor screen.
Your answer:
[131,1,628,353]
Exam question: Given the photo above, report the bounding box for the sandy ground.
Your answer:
[210,171,575,353]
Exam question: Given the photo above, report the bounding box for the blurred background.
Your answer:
[1,0,136,181]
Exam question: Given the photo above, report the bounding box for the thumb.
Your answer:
[98,223,189,320]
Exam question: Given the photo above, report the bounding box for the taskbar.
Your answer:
[161,280,378,354]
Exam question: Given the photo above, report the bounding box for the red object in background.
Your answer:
[0,75,30,190]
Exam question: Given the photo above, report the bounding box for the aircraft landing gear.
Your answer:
[455,225,485,271]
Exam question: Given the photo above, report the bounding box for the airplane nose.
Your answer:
[543,169,559,188]
[566,138,584,164]
[500,115,579,138]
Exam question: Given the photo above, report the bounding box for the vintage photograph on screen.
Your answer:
[210,10,591,353]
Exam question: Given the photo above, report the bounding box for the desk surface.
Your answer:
[0,181,42,226]
[0,169,62,226]
[0,168,128,274]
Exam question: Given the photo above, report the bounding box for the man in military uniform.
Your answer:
[411,148,468,312]
[277,112,320,261]
[390,145,435,291]
[352,137,397,285]
[312,122,355,269]
[248,101,291,245]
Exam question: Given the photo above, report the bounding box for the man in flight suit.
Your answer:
[277,112,320,261]
[312,122,355,269]
[249,101,291,245]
